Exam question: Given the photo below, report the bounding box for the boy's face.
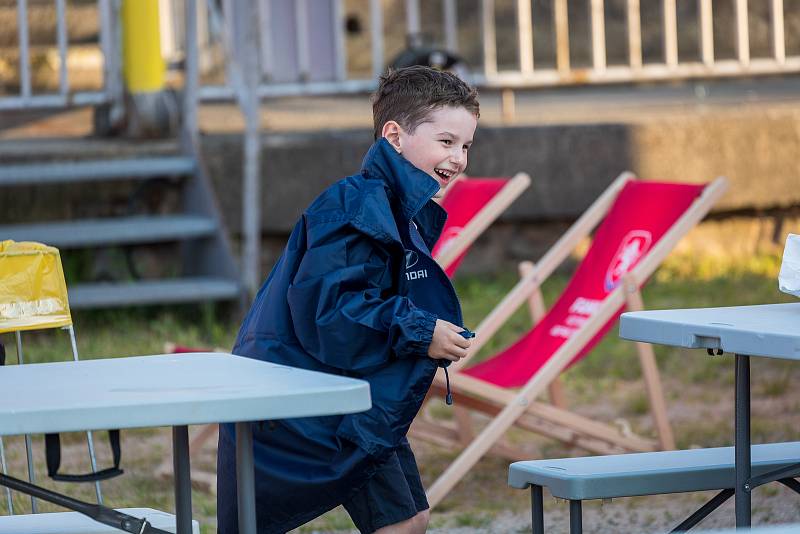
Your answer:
[385,106,477,198]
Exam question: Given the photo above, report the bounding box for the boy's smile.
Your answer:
[385,106,477,198]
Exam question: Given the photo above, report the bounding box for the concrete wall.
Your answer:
[202,124,637,234]
[200,108,800,272]
[1,107,797,276]
[203,111,800,235]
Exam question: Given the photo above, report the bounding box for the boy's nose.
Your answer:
[450,148,465,165]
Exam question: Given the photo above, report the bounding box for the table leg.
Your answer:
[23,434,37,513]
[531,485,544,534]
[17,332,37,513]
[236,421,257,534]
[172,425,193,534]
[734,354,751,528]
[569,500,582,534]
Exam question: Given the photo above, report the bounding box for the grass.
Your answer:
[0,252,796,532]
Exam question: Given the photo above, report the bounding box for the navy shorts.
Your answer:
[343,440,429,533]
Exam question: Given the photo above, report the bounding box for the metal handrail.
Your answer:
[185,0,800,101]
[4,0,800,112]
[3,0,798,299]
[473,0,799,89]
[0,0,123,112]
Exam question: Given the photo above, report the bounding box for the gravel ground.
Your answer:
[5,320,799,534]
[424,488,800,533]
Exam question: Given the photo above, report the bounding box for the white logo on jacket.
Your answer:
[404,250,428,281]
[405,250,419,268]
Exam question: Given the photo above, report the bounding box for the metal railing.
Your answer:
[482,0,800,88]
[4,0,798,297]
[182,0,800,101]
[4,0,799,111]
[0,0,124,112]
[175,0,800,294]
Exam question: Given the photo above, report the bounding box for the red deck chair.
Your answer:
[416,172,728,507]
[432,173,530,276]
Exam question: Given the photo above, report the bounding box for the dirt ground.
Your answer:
[1,269,797,534]
[18,365,792,534]
[2,322,799,534]
[412,372,800,533]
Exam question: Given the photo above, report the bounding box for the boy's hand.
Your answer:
[428,320,472,362]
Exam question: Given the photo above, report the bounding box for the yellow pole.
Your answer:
[121,0,165,93]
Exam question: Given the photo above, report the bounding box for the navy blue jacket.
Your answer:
[217,139,465,533]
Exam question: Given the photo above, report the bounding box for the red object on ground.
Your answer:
[463,180,705,388]
[168,345,211,353]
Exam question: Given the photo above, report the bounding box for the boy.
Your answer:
[217,66,478,534]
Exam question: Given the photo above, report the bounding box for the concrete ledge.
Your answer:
[1,105,798,275]
[200,107,800,236]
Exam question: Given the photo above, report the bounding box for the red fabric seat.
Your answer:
[463,180,705,388]
[433,177,514,277]
[422,174,728,507]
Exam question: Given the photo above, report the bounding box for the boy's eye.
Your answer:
[440,139,452,145]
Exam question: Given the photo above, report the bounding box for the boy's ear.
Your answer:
[381,121,403,153]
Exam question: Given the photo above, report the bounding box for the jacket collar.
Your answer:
[361,138,441,221]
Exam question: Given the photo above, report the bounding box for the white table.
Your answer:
[620,303,800,528]
[0,352,371,534]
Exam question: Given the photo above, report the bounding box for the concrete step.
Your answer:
[0,156,195,186]
[0,215,217,248]
[69,277,241,309]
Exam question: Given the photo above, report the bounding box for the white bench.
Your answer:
[0,507,199,534]
[694,526,800,534]
[508,442,800,533]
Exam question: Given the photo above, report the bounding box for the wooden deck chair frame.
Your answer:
[433,173,531,273]
[418,172,728,507]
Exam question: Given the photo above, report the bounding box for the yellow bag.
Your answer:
[0,240,72,333]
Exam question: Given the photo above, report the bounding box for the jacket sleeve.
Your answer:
[286,222,437,372]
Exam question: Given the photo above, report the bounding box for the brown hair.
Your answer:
[371,66,480,140]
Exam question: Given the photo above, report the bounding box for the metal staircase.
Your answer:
[0,0,242,309]
[0,144,242,309]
